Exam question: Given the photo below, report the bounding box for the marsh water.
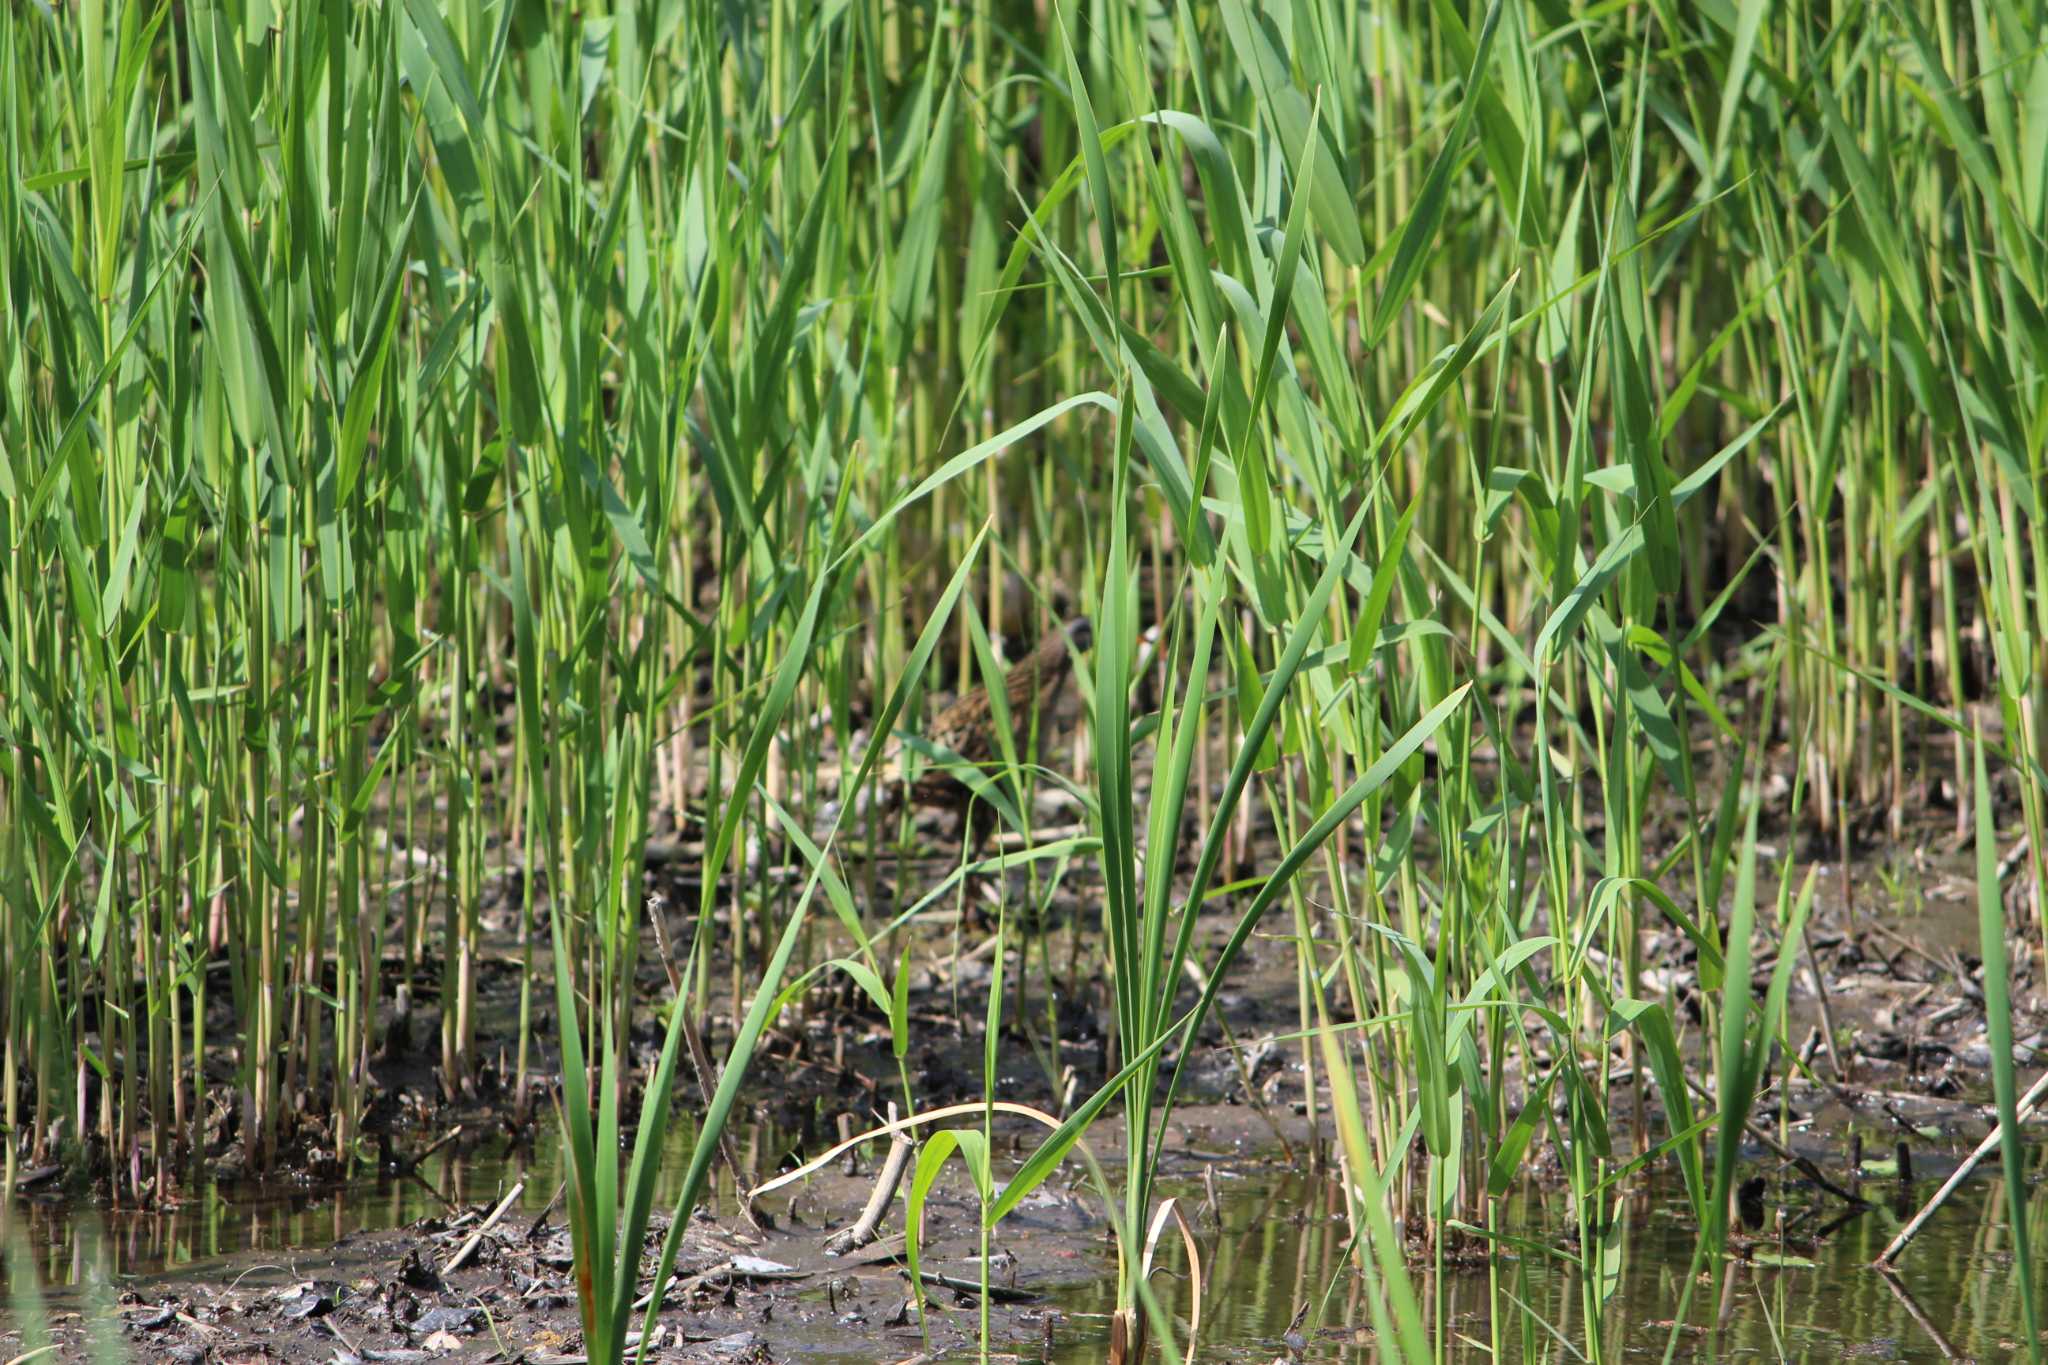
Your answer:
[6,1110,2040,1363]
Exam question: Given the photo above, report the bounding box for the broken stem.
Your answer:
[1877,1066,2048,1266]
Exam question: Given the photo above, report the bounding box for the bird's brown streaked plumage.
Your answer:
[879,616,1093,823]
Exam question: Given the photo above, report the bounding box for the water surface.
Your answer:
[5,1123,2038,1363]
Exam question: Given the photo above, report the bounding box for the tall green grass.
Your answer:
[2,0,2042,1361]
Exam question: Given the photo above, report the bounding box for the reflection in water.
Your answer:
[3,1115,716,1309]
[1040,1164,2040,1363]
[6,1128,2041,1363]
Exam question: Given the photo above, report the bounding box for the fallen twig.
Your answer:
[444,1179,524,1275]
[1682,1074,1870,1208]
[1877,1066,2048,1266]
[682,1009,769,1232]
[824,1103,913,1256]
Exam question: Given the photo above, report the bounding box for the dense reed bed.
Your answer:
[3,0,2045,1360]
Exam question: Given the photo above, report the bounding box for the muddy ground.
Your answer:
[7,718,2048,1361]
[9,859,2045,1362]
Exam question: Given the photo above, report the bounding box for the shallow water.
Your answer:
[1,1118,734,1304]
[1033,1164,2043,1363]
[5,1120,2039,1363]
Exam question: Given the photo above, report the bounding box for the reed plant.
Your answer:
[2,0,2044,1361]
